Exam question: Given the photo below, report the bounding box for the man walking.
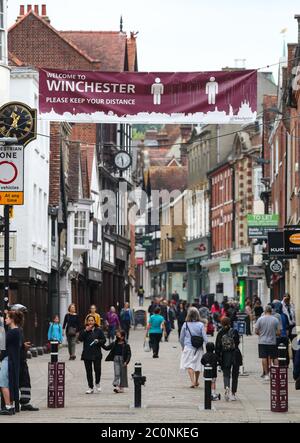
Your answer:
[255,305,281,381]
[137,286,145,307]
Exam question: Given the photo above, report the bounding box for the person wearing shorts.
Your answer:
[255,305,281,381]
[0,357,9,389]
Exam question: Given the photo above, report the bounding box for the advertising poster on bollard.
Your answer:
[48,341,65,409]
[270,343,288,413]
[234,314,249,377]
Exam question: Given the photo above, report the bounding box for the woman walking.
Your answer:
[106,307,121,343]
[120,303,134,340]
[85,305,101,327]
[0,311,23,415]
[63,304,81,360]
[78,315,106,394]
[147,307,165,358]
[104,330,131,393]
[180,307,208,388]
[215,317,243,401]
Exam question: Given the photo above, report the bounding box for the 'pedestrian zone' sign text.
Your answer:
[0,145,24,205]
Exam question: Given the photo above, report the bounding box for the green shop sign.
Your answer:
[220,260,232,274]
[247,214,279,227]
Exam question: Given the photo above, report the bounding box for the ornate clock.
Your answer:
[0,102,37,146]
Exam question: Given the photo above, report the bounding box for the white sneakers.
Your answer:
[264,375,270,381]
[86,385,102,394]
[230,394,237,402]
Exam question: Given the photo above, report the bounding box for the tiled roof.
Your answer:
[60,31,136,71]
[149,166,188,193]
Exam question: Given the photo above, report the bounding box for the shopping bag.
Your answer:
[143,337,151,352]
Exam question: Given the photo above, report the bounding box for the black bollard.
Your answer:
[50,341,59,363]
[204,364,213,410]
[278,342,287,368]
[131,362,146,408]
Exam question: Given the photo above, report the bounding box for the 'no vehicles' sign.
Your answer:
[0,145,24,205]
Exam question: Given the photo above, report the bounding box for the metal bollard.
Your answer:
[131,362,146,408]
[204,364,213,410]
[50,341,59,363]
[278,343,287,368]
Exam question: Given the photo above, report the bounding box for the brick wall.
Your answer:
[9,13,97,69]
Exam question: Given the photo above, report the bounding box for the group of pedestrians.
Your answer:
[178,306,242,401]
[0,307,39,416]
[58,303,133,395]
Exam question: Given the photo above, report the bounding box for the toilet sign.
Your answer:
[0,145,24,205]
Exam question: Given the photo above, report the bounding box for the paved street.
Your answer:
[1,319,300,423]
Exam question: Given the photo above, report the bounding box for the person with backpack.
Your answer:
[180,307,208,388]
[215,317,242,402]
[47,315,63,344]
[120,303,134,340]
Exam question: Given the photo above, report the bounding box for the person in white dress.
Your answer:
[180,307,208,388]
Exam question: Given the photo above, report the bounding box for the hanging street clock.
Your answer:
[0,102,37,146]
[114,150,132,171]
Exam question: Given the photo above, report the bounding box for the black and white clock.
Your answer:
[114,151,132,171]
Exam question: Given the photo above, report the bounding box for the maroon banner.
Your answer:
[39,68,257,124]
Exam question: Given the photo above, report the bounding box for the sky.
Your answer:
[7,0,300,77]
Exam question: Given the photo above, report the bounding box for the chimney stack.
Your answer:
[295,15,300,45]
[19,5,25,16]
[34,5,39,14]
[27,5,32,13]
[42,4,47,16]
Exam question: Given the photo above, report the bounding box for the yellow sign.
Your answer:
[0,192,23,205]
[289,234,300,245]
[9,206,14,218]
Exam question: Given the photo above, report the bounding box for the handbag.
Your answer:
[68,326,77,337]
[143,337,151,352]
[186,322,204,349]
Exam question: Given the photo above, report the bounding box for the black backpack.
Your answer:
[186,322,204,350]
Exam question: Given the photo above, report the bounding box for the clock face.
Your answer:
[114,151,132,170]
[0,102,36,146]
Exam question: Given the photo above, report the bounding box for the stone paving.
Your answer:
[0,312,300,423]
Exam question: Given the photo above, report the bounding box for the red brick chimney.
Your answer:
[34,5,39,14]
[41,4,50,23]
[20,5,25,16]
[27,5,32,13]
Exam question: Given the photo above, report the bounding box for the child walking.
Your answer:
[104,330,131,393]
[201,342,220,401]
[47,315,63,344]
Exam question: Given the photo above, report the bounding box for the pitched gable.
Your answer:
[8,12,98,69]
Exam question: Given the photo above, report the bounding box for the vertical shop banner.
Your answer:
[39,68,257,124]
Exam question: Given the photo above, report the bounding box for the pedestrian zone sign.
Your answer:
[0,145,24,205]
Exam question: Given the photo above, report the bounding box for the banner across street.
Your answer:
[39,68,257,124]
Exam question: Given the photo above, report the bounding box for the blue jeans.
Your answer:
[108,325,116,341]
